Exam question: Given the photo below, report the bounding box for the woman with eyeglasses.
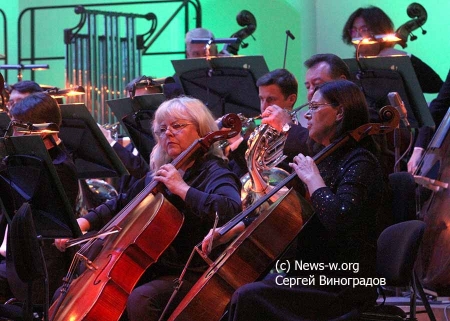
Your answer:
[54,96,241,321]
[205,80,386,321]
[342,6,442,94]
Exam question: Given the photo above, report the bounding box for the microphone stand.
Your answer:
[394,123,401,173]
[283,30,295,69]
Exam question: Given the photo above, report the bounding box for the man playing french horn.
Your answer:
[226,68,310,179]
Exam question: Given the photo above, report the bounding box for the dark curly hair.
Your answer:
[342,6,394,45]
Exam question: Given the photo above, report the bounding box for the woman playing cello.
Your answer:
[205,80,386,321]
[55,97,242,321]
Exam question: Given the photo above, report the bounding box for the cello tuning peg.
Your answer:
[410,33,418,41]
[420,27,427,35]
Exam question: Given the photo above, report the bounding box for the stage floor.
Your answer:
[383,296,450,321]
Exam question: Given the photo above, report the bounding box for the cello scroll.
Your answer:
[348,105,400,142]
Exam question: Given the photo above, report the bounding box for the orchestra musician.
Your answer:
[55,96,242,321]
[342,5,443,94]
[225,68,309,177]
[205,80,385,320]
[0,92,78,305]
[185,28,218,58]
[5,80,43,113]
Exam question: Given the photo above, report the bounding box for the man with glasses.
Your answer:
[341,5,442,94]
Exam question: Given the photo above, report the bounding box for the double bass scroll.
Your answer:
[395,2,428,49]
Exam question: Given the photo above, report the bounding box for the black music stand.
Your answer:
[59,103,129,179]
[0,135,81,239]
[0,112,10,136]
[343,56,434,128]
[106,93,166,163]
[172,55,269,119]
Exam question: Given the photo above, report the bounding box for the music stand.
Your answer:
[343,56,434,128]
[59,103,129,179]
[172,55,269,119]
[106,93,166,163]
[0,112,10,136]
[0,135,81,239]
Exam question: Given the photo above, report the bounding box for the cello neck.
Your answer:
[220,133,352,235]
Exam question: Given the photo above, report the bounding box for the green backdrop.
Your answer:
[1,0,448,102]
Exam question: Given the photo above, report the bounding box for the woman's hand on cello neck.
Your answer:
[154,164,190,200]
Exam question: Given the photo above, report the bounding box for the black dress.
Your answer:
[227,144,384,321]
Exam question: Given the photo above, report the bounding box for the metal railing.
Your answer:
[0,9,8,79]
[17,1,201,123]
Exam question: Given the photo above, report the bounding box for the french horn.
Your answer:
[239,103,308,210]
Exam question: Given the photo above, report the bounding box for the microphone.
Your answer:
[286,30,295,40]
[388,92,410,129]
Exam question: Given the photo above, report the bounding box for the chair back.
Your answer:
[9,202,45,283]
[389,172,416,223]
[377,220,425,286]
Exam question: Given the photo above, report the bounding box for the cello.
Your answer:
[48,114,242,321]
[168,106,400,321]
[415,108,450,290]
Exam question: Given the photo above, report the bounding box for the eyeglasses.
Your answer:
[350,26,371,37]
[156,121,194,137]
[306,102,337,114]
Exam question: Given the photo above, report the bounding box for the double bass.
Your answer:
[220,10,256,56]
[168,106,400,321]
[416,108,450,290]
[48,114,242,321]
[395,2,428,49]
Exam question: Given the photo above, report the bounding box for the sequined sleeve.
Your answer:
[310,148,383,234]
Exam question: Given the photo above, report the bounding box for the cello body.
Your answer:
[168,189,313,321]
[417,109,450,290]
[48,113,242,320]
[50,193,183,321]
